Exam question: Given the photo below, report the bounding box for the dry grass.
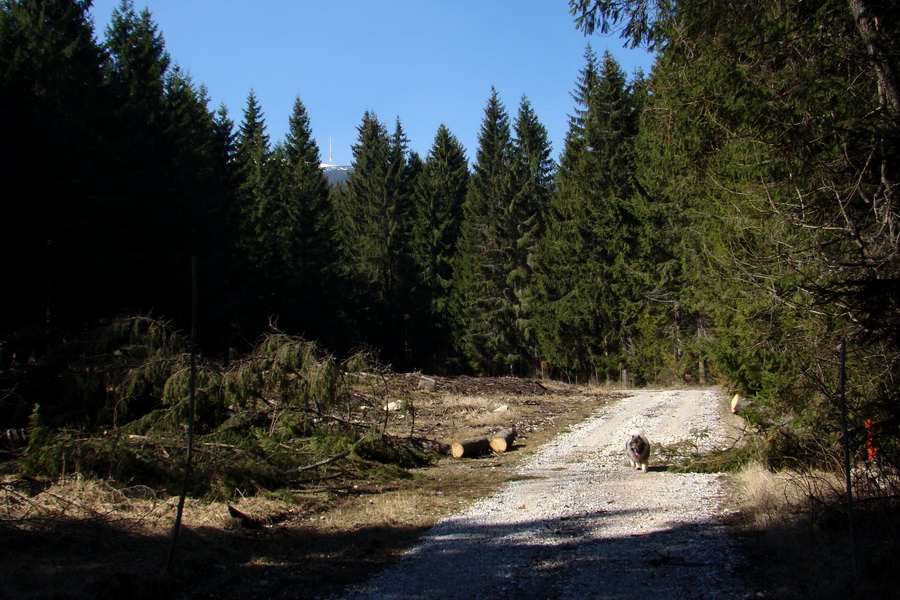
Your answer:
[734,462,844,527]
[731,461,900,599]
[0,475,178,535]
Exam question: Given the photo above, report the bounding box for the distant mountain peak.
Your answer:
[320,163,352,184]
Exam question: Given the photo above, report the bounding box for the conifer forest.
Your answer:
[1,0,899,476]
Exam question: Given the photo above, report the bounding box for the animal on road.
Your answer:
[625,432,651,472]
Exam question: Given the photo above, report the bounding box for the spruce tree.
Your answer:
[409,125,469,368]
[450,88,520,374]
[575,0,900,457]
[274,96,339,342]
[211,103,241,267]
[619,67,691,383]
[533,52,641,382]
[104,0,196,323]
[103,0,171,199]
[203,103,250,353]
[568,45,600,140]
[236,90,275,249]
[105,0,169,128]
[162,67,242,346]
[163,68,218,239]
[586,52,642,378]
[213,105,238,173]
[339,111,391,305]
[233,90,279,331]
[338,113,416,363]
[511,97,554,369]
[211,103,240,244]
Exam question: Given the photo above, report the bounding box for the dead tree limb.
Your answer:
[296,451,351,473]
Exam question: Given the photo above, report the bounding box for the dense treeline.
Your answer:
[567,0,900,464]
[1,0,898,466]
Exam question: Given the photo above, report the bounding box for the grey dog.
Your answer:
[625,432,651,471]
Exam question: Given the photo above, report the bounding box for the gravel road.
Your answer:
[336,389,745,600]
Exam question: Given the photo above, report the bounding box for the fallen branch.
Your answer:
[306,408,377,430]
[296,450,351,473]
[289,484,399,495]
[400,436,451,456]
[290,473,346,486]
[200,442,241,450]
[227,505,263,529]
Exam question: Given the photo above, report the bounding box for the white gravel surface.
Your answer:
[336,389,745,599]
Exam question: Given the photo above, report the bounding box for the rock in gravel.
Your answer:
[336,389,745,600]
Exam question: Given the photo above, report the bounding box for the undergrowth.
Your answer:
[733,461,900,599]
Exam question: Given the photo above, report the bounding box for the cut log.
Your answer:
[489,428,517,453]
[450,436,492,458]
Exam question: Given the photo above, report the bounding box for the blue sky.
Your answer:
[89,1,656,167]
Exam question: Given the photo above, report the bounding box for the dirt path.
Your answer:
[334,389,745,599]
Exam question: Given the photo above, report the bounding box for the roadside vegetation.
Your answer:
[7,316,424,499]
[731,461,899,600]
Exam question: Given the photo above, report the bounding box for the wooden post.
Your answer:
[838,340,858,579]
[167,256,198,573]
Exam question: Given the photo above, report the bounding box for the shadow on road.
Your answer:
[337,506,743,600]
[0,500,744,600]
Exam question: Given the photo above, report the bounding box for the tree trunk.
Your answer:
[450,428,517,457]
[848,0,898,251]
[450,436,493,458]
[849,0,900,117]
[489,428,517,453]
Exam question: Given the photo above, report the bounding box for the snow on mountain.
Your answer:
[320,164,353,185]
